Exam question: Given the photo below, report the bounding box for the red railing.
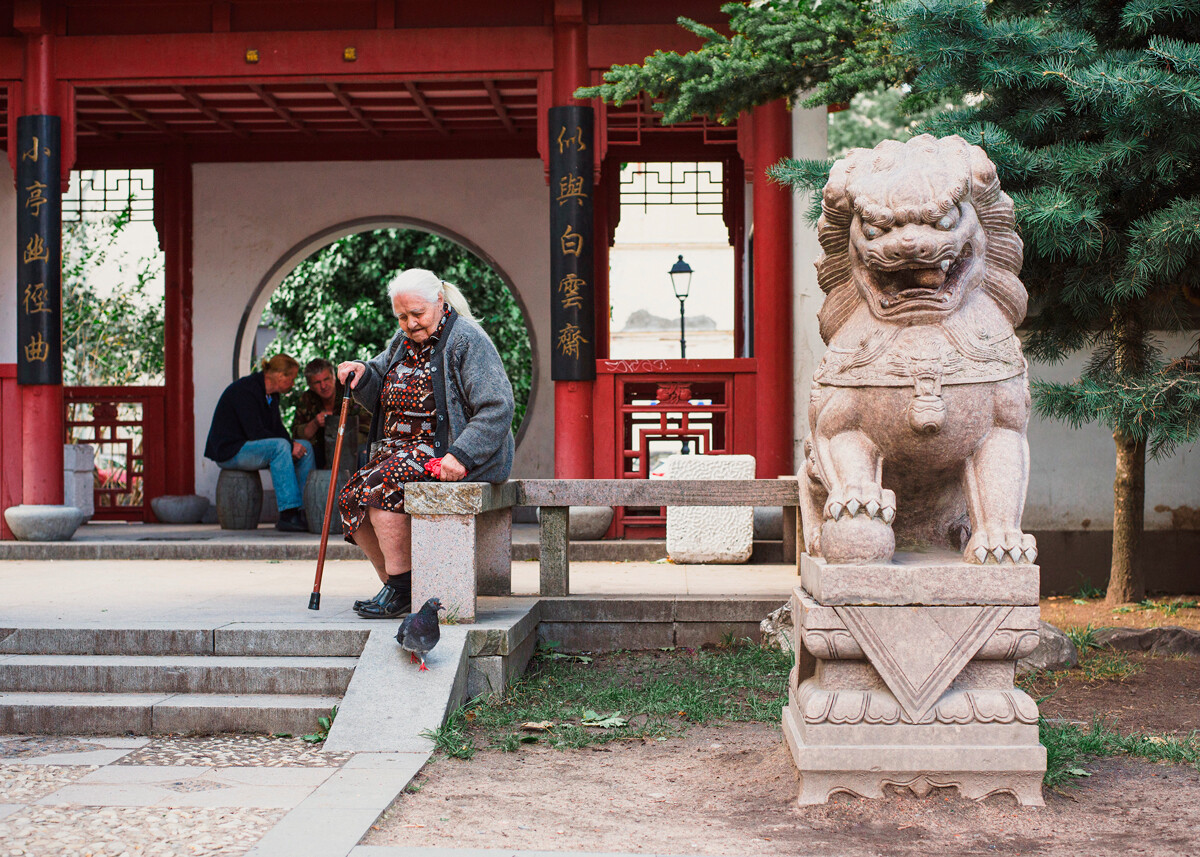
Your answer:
[593,358,757,538]
[64,386,166,521]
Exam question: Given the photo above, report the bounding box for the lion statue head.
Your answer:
[814,135,1026,343]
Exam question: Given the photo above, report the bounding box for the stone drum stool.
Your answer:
[303,469,349,535]
[216,470,263,530]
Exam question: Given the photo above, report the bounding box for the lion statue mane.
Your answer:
[800,134,1038,566]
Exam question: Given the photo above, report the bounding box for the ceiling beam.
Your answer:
[248,83,314,136]
[171,86,250,138]
[93,87,181,138]
[404,82,447,136]
[483,80,516,134]
[325,82,382,137]
[76,118,119,141]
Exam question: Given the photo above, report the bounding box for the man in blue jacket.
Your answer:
[205,354,314,532]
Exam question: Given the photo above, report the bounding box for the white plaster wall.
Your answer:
[0,159,16,361]
[787,109,1200,530]
[192,160,552,502]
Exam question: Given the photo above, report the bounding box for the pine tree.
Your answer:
[588,1,1200,602]
[576,1,906,122]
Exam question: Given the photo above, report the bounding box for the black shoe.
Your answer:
[354,585,390,611]
[355,583,410,619]
[275,508,307,533]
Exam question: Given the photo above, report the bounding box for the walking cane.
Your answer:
[309,370,356,610]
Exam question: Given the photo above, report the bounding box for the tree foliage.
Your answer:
[576,1,908,123]
[61,206,165,386]
[263,229,532,434]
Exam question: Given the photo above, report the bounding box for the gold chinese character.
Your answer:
[556,323,588,360]
[23,234,49,264]
[21,136,51,163]
[558,274,586,309]
[23,282,50,314]
[556,125,586,153]
[24,332,50,363]
[560,224,583,257]
[24,180,48,216]
[557,173,586,206]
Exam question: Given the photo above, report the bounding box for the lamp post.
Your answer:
[669,254,693,359]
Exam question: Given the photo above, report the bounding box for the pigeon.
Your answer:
[396,597,445,671]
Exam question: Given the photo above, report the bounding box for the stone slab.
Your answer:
[404,481,518,515]
[214,625,369,657]
[150,693,342,736]
[322,627,469,754]
[0,627,215,655]
[664,454,755,564]
[0,692,167,735]
[800,552,1039,606]
[410,514,477,622]
[465,602,541,656]
[515,478,801,507]
[538,621,675,652]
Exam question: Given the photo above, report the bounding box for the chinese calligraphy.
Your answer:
[23,283,51,314]
[557,173,586,206]
[21,136,51,163]
[24,333,49,363]
[556,323,588,360]
[557,274,586,309]
[556,125,586,153]
[24,181,48,216]
[560,224,583,257]
[23,234,49,264]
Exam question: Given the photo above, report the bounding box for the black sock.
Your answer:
[387,573,410,592]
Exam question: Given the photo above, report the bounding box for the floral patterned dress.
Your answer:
[337,306,449,542]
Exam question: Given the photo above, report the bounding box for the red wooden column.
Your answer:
[18,26,64,506]
[158,155,195,496]
[751,99,794,477]
[551,4,594,478]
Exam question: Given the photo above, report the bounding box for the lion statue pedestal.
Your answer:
[784,135,1046,806]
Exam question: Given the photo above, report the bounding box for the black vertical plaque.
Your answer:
[16,115,62,385]
[549,105,595,381]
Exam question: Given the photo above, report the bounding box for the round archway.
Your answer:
[234,216,536,443]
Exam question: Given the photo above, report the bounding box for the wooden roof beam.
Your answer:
[248,84,314,136]
[483,80,516,134]
[94,87,180,138]
[171,86,250,139]
[404,82,448,136]
[76,118,119,141]
[325,82,383,138]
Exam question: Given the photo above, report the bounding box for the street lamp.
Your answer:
[669,254,693,359]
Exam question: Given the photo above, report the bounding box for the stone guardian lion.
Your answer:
[800,135,1037,566]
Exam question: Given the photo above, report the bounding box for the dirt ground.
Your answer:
[1040,595,1200,632]
[367,654,1200,857]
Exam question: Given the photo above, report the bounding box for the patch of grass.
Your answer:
[1065,623,1100,651]
[1042,717,1200,789]
[432,640,792,758]
[301,705,337,744]
[422,706,476,759]
[1018,645,1142,695]
[1070,580,1106,600]
[1112,597,1200,618]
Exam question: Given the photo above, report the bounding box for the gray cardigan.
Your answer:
[352,308,515,484]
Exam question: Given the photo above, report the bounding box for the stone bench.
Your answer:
[404,478,801,622]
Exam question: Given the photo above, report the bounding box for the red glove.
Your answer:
[424,457,443,478]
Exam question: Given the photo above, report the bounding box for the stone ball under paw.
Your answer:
[820,514,895,564]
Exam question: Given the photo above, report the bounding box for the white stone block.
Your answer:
[664,453,755,564]
[63,444,95,519]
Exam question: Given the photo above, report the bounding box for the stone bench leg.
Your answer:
[475,508,512,596]
[410,514,478,622]
[538,505,569,596]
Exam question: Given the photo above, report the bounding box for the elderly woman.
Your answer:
[336,268,515,619]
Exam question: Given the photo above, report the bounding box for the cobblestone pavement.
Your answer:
[0,734,350,856]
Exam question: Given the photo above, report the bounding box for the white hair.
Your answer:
[386,268,476,323]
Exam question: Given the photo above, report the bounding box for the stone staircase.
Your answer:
[0,626,367,736]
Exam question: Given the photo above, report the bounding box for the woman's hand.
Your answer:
[438,453,467,482]
[337,361,366,388]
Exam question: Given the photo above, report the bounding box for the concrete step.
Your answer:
[0,626,369,657]
[0,654,357,695]
[0,691,341,735]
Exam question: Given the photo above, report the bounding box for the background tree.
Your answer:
[577,0,907,122]
[61,205,165,386]
[264,229,533,434]
[590,0,1200,602]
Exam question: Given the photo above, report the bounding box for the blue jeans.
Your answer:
[218,438,314,512]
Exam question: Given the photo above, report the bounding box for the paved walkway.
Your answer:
[1,557,798,856]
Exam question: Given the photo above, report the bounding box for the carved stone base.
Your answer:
[785,551,1047,807]
[782,706,1046,806]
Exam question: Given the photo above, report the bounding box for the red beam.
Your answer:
[404,81,447,135]
[53,28,555,81]
[587,24,705,69]
[483,80,516,134]
[95,86,179,137]
[171,86,249,138]
[325,81,382,137]
[248,83,313,135]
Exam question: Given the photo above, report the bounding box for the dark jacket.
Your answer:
[204,371,291,463]
[353,308,515,483]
